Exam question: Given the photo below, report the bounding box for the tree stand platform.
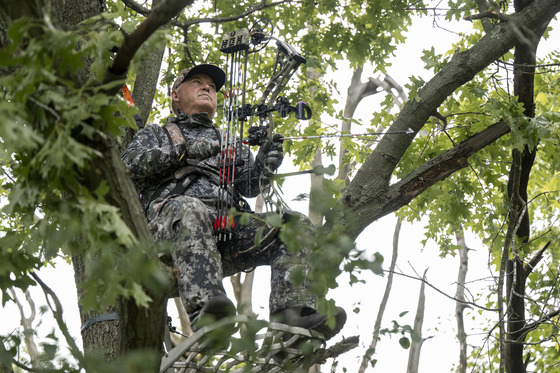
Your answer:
[160,315,358,372]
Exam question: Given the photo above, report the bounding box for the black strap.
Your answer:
[133,114,145,129]
[81,313,119,333]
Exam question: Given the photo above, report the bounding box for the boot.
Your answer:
[191,295,237,352]
[312,306,346,340]
[191,294,236,329]
[271,307,327,330]
[271,306,347,341]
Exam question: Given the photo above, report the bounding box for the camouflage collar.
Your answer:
[169,111,214,128]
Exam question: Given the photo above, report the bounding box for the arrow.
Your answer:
[280,128,414,141]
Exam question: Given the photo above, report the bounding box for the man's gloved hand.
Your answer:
[256,134,284,172]
[188,138,221,160]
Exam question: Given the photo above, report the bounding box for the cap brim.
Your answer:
[185,64,226,91]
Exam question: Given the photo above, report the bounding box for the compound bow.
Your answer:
[214,20,311,239]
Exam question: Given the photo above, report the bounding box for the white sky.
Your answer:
[2,7,559,373]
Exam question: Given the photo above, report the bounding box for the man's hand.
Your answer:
[188,138,220,160]
[257,134,284,172]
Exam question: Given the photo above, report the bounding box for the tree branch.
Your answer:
[108,0,195,79]
[338,0,560,239]
[179,0,295,29]
[394,120,510,203]
[464,9,509,22]
[120,0,295,30]
[524,241,550,275]
[120,0,151,15]
[339,120,511,239]
[519,307,560,339]
[29,272,86,366]
[8,288,39,367]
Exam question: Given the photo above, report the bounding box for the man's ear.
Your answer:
[171,89,180,103]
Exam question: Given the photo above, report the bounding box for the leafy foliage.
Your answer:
[0,14,164,312]
[1,0,560,372]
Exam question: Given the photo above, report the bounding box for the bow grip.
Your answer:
[244,125,269,146]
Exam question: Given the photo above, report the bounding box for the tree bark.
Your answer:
[72,256,121,361]
[76,133,171,364]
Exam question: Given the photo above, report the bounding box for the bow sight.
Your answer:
[219,21,312,146]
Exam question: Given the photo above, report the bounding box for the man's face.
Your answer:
[172,73,218,119]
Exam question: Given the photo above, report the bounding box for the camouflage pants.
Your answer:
[148,195,317,318]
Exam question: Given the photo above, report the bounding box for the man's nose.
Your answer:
[201,81,212,90]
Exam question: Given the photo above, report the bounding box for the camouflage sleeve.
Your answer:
[122,124,187,182]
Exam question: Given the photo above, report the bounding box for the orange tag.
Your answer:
[122,84,135,106]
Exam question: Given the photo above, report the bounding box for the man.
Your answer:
[122,64,345,339]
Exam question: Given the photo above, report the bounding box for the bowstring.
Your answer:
[216,51,234,240]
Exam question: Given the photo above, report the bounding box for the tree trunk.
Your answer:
[358,217,401,373]
[8,289,40,368]
[72,256,121,361]
[337,67,365,183]
[336,67,402,184]
[455,227,469,373]
[406,268,427,373]
[503,0,548,370]
[131,35,165,126]
[172,297,192,337]
[75,133,171,367]
[230,272,255,317]
[309,146,324,225]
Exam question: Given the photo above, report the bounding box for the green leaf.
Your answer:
[399,336,411,349]
[265,213,283,227]
[130,282,152,308]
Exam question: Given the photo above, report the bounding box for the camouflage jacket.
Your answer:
[122,112,263,214]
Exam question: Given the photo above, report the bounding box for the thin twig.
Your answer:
[29,271,86,366]
[389,266,498,312]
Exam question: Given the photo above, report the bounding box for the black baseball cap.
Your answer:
[172,64,226,92]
